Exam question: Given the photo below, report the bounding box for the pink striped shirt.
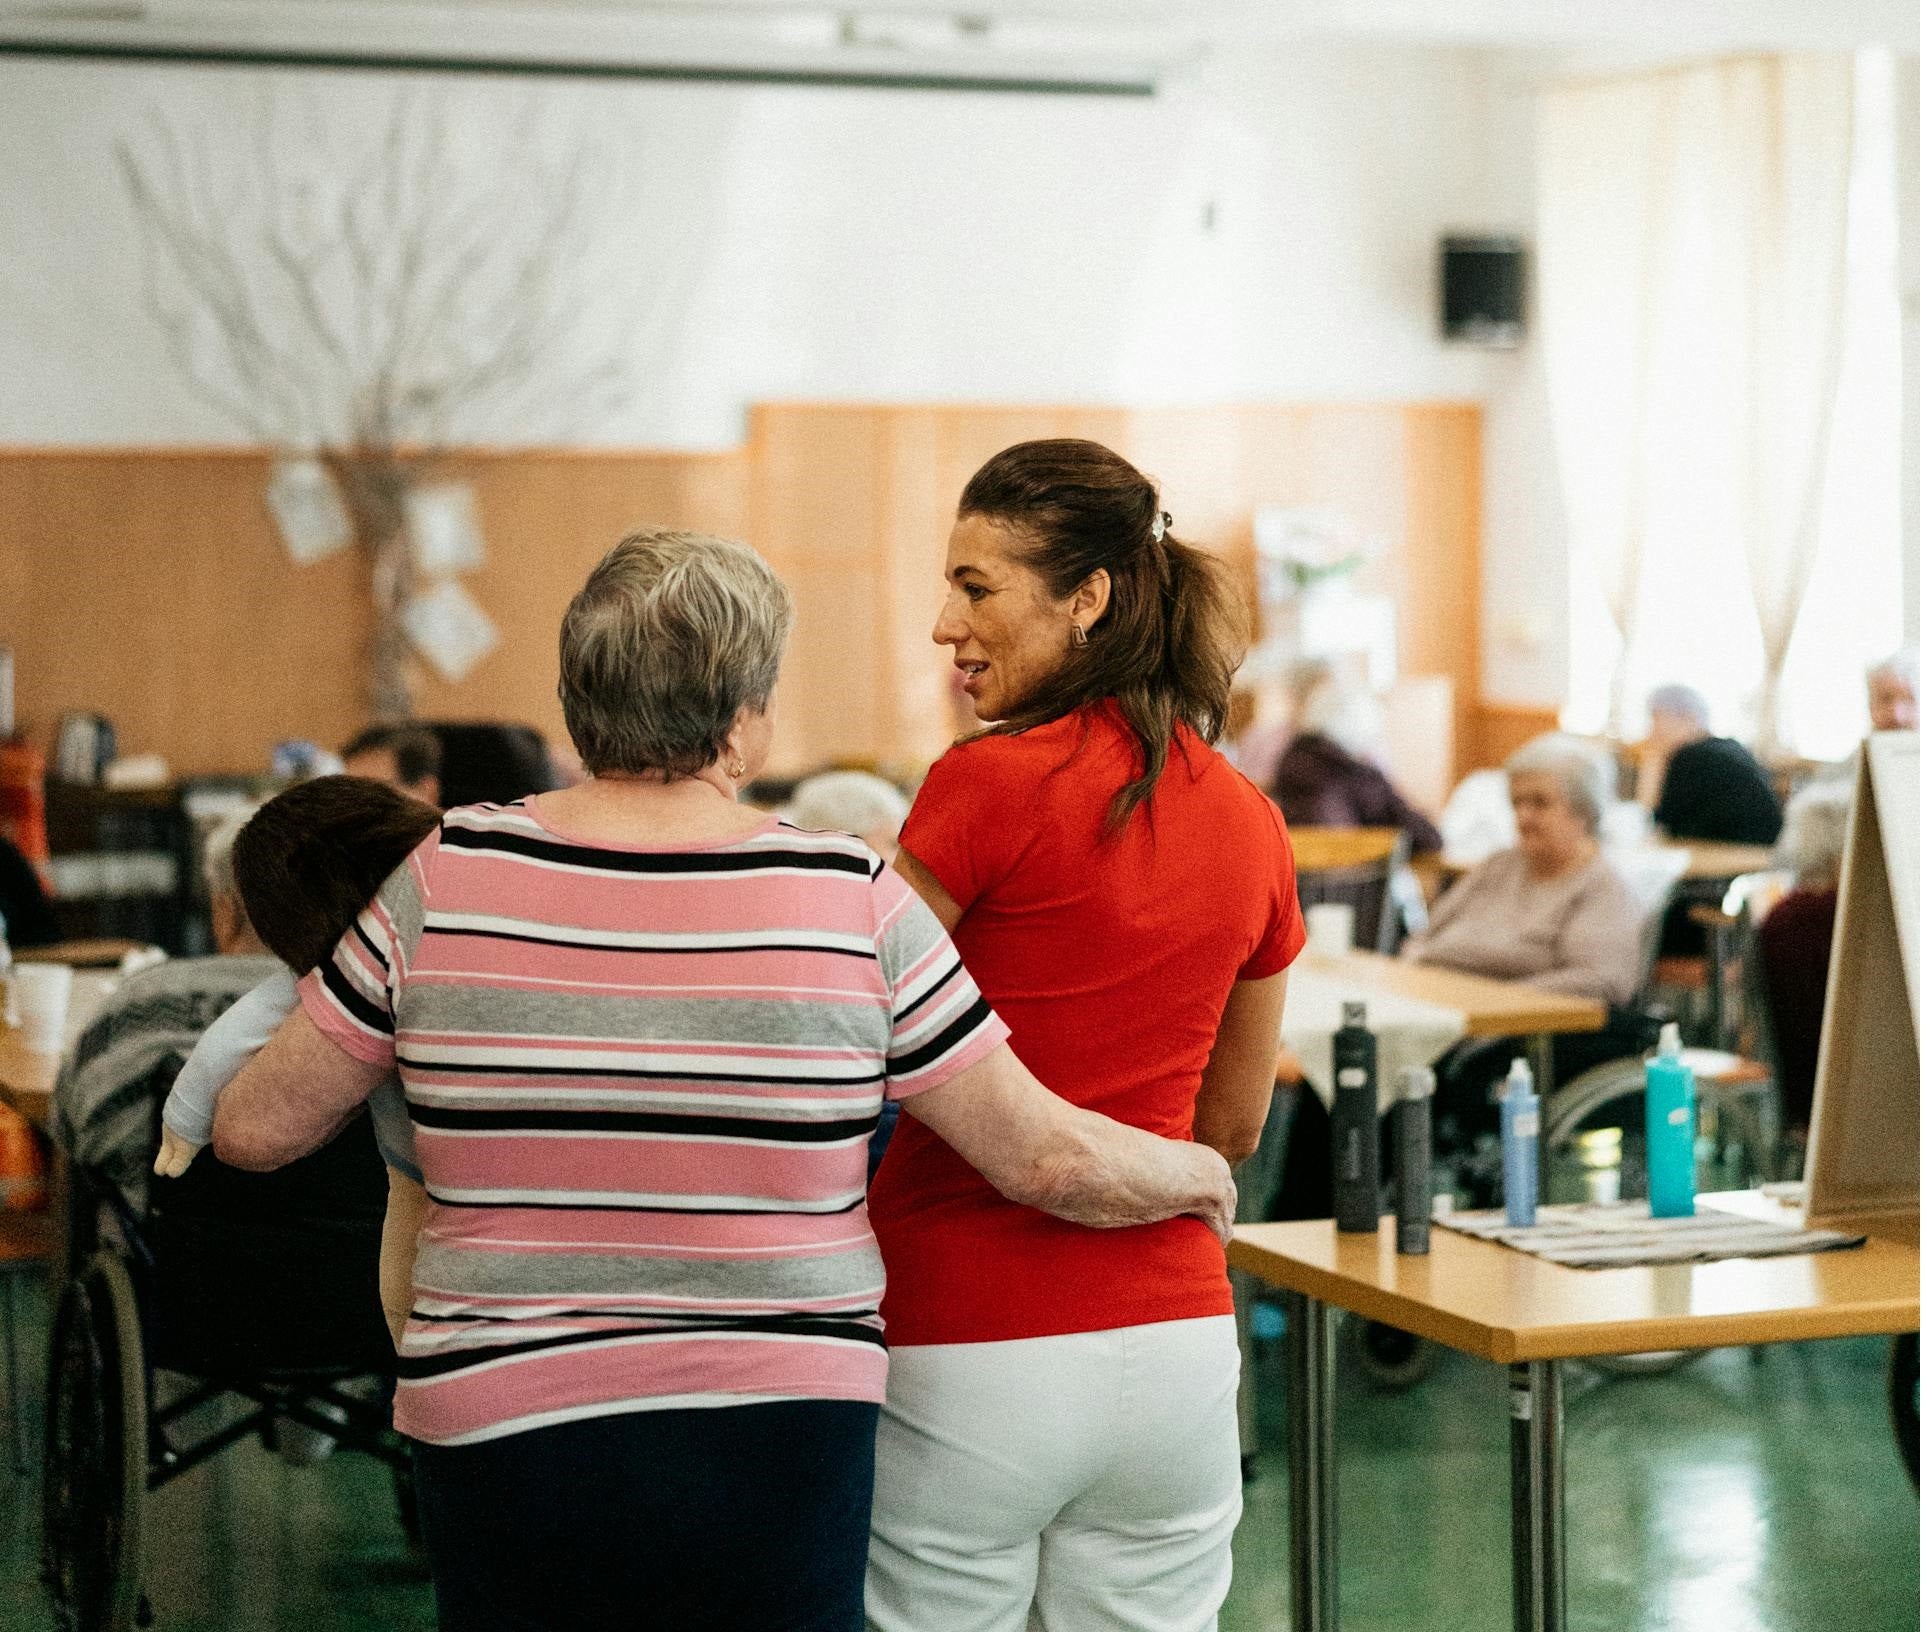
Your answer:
[300,801,1007,1445]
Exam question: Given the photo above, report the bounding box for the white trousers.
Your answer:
[866,1316,1241,1632]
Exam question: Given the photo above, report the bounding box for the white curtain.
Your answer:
[1539,55,1856,749]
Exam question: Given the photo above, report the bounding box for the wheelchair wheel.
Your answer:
[1890,1334,1919,1490]
[1345,1315,1441,1391]
[43,1251,147,1632]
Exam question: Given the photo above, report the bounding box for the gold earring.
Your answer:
[1070,623,1089,648]
[729,758,746,779]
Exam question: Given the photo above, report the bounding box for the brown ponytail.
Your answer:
[957,438,1248,829]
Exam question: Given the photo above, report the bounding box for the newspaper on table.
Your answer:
[1440,1200,1865,1269]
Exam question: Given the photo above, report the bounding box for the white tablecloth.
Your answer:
[1282,957,1467,1115]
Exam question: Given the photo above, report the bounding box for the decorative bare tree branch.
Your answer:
[117,87,633,719]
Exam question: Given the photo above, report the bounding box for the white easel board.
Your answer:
[1803,734,1920,1231]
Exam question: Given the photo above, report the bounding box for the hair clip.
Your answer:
[1150,510,1171,545]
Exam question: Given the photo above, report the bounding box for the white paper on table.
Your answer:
[405,482,487,575]
[402,579,499,682]
[266,457,351,564]
[1282,958,1468,1114]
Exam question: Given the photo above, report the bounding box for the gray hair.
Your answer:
[1504,732,1613,836]
[1647,683,1710,728]
[559,530,794,778]
[201,808,256,903]
[788,771,909,840]
[1296,674,1384,759]
[1777,780,1852,886]
[1869,644,1919,689]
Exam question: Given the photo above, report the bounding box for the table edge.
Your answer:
[1228,1233,1922,1363]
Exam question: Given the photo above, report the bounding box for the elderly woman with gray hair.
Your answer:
[1759,779,1855,1139]
[1402,732,1642,1004]
[209,529,1234,1632]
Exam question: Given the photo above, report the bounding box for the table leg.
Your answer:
[1509,1359,1567,1632]
[1285,1290,1338,1631]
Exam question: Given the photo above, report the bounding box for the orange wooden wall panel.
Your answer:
[0,401,1484,781]
[0,449,746,776]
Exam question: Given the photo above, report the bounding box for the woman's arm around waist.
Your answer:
[902,1041,1236,1241]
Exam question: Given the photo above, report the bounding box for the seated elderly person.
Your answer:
[1757,781,1853,1143]
[1269,668,1442,855]
[54,810,281,1208]
[1636,683,1782,846]
[1271,736,1647,1223]
[1635,684,1781,956]
[1403,733,1642,1004]
[1867,646,1919,734]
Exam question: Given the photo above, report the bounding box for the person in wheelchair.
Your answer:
[1272,735,1647,1220]
[154,775,444,1347]
[53,808,279,1217]
[1403,733,1648,1156]
[44,797,439,1629]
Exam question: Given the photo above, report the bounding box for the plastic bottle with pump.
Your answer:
[1394,1066,1434,1254]
[1500,1057,1539,1228]
[1331,1001,1381,1233]
[1644,1021,1697,1218]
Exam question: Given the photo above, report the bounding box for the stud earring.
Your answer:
[1070,623,1089,648]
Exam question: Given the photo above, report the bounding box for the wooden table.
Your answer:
[1300,950,1606,1099]
[15,939,146,970]
[1229,1192,1921,1632]
[1309,950,1606,1041]
[1663,840,1780,883]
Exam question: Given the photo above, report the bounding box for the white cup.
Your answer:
[15,963,75,1054]
[1305,902,1356,958]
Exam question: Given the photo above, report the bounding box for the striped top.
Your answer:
[299,800,1008,1446]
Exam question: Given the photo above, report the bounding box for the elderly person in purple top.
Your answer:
[1268,668,1441,855]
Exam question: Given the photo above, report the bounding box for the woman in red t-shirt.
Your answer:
[867,441,1304,1632]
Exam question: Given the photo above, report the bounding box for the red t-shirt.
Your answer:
[869,702,1304,1346]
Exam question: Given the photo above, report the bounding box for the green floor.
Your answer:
[2,1276,1916,1630]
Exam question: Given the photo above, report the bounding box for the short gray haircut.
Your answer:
[1777,780,1852,886]
[1869,644,1919,689]
[1647,683,1710,728]
[1504,732,1613,836]
[1296,674,1384,758]
[559,530,794,778]
[788,771,909,840]
[201,808,256,903]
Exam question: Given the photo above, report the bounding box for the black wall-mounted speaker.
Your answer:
[1440,236,1525,347]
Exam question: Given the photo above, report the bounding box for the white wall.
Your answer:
[0,42,1567,694]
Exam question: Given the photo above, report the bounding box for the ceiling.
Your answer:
[0,0,1914,92]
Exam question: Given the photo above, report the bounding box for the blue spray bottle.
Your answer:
[1644,1021,1697,1218]
[1500,1057,1539,1228]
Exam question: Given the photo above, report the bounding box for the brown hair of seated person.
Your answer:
[231,776,442,974]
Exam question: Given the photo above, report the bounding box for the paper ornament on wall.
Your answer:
[266,457,351,564]
[405,482,487,575]
[402,579,500,682]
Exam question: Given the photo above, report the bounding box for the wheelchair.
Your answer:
[41,1059,412,1632]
